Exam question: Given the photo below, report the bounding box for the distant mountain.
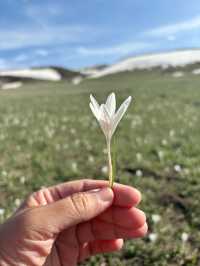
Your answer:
[0,66,83,82]
[45,66,84,80]
[2,49,200,90]
[0,66,84,89]
[0,68,61,82]
[80,64,107,76]
[89,49,200,78]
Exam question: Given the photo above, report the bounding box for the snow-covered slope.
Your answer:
[1,82,23,90]
[0,68,62,81]
[80,65,107,76]
[90,50,200,78]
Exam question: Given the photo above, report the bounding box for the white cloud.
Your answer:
[146,16,200,37]
[14,54,28,62]
[24,3,65,29]
[77,42,152,57]
[35,49,49,56]
[167,35,176,41]
[0,25,92,51]
[25,2,64,18]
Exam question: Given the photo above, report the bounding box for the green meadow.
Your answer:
[0,70,200,265]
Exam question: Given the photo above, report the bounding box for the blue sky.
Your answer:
[1,0,200,70]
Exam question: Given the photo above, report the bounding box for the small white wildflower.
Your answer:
[152,214,161,224]
[0,208,5,216]
[74,139,80,146]
[102,148,107,154]
[20,176,26,184]
[101,165,108,175]
[13,118,20,125]
[15,198,21,207]
[136,169,143,177]
[62,116,68,122]
[136,152,142,162]
[174,164,181,172]
[181,232,189,243]
[16,145,21,151]
[161,139,168,146]
[88,155,94,163]
[158,150,164,160]
[71,162,78,172]
[70,128,76,134]
[183,168,190,175]
[149,233,158,242]
[1,170,7,177]
[0,134,5,140]
[169,129,175,137]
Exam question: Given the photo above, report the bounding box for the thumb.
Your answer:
[35,187,114,233]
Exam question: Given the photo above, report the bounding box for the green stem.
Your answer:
[107,138,113,187]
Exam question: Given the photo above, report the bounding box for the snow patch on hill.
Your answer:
[172,71,184,78]
[0,68,61,81]
[90,50,200,78]
[1,82,23,90]
[192,68,200,75]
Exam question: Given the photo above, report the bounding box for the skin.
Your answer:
[0,179,148,266]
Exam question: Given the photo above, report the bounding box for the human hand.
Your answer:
[0,179,147,266]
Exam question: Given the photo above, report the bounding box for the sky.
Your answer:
[1,0,200,70]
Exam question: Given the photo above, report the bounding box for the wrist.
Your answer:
[0,254,10,266]
[0,224,15,266]
[0,232,7,266]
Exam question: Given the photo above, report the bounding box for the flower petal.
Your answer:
[105,92,116,117]
[99,104,112,139]
[112,96,132,135]
[90,94,100,113]
[89,102,99,120]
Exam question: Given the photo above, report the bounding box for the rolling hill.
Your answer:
[2,49,200,90]
[0,67,84,89]
[87,49,200,78]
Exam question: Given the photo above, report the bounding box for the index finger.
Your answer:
[49,179,141,207]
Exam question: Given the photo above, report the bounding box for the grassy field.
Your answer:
[0,70,200,265]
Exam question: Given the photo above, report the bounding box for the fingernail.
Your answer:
[89,187,114,202]
[88,188,101,193]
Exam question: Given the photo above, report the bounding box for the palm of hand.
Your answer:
[0,180,147,266]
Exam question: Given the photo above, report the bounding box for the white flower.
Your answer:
[148,233,158,242]
[169,129,175,137]
[89,92,132,140]
[89,92,132,187]
[158,150,164,160]
[152,214,161,224]
[71,162,78,172]
[88,155,94,163]
[181,232,189,243]
[161,139,168,146]
[174,164,181,172]
[136,152,142,162]
[20,176,26,184]
[1,170,7,177]
[101,165,108,175]
[0,208,5,216]
[136,169,143,177]
[14,198,21,207]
